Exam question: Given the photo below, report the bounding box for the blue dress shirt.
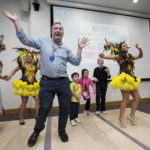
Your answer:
[16,29,81,78]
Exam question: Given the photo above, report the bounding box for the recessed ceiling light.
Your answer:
[133,0,139,3]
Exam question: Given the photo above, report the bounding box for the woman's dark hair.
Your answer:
[119,41,126,51]
[71,72,79,79]
[81,69,88,77]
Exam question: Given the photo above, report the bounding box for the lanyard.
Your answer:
[51,39,60,53]
[49,39,61,61]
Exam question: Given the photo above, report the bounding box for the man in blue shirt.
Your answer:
[3,9,89,146]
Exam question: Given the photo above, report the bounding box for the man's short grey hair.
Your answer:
[52,22,63,29]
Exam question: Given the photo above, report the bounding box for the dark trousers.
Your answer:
[70,102,80,120]
[82,95,90,111]
[96,83,108,111]
[34,77,72,134]
[85,99,90,110]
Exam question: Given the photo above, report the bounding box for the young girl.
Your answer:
[78,69,96,116]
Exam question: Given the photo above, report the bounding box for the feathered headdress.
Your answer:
[0,35,6,52]
[12,47,40,66]
[103,39,134,69]
[103,38,126,55]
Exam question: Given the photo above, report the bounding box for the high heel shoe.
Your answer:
[127,115,136,126]
[119,116,126,128]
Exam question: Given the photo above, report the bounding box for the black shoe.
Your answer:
[59,132,69,142]
[19,121,25,125]
[27,131,40,146]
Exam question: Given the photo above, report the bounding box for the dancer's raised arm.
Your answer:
[99,53,119,60]
[133,44,143,60]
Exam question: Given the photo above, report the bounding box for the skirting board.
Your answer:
[4,98,150,115]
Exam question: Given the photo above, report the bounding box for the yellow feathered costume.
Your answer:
[13,48,40,96]
[104,39,141,91]
[110,72,141,91]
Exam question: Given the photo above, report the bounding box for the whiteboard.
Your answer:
[53,6,150,79]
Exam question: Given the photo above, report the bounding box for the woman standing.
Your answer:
[99,41,143,128]
[4,49,40,125]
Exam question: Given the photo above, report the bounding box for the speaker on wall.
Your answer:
[32,0,40,11]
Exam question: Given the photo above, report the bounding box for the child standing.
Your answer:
[70,72,82,126]
[78,69,96,116]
